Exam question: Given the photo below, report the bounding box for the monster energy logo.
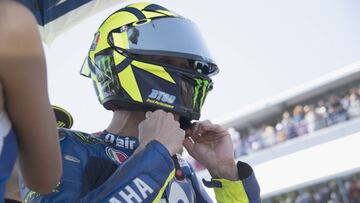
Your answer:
[73,132,99,144]
[94,56,113,92]
[193,79,209,109]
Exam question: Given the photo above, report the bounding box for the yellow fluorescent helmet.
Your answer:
[80,2,219,127]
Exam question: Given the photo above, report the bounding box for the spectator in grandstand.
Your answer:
[294,189,311,203]
[304,105,320,133]
[328,95,348,124]
[248,128,263,151]
[347,88,360,118]
[242,134,253,155]
[292,105,308,136]
[341,93,351,110]
[0,0,62,201]
[347,178,360,203]
[228,128,244,157]
[315,99,329,129]
[261,125,277,148]
[275,121,288,143]
[292,105,305,123]
[281,111,298,139]
[327,181,342,203]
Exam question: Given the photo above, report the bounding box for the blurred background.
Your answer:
[42,0,360,202]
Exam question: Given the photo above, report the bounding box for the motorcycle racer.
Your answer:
[21,3,261,203]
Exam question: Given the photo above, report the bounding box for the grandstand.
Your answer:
[193,61,360,202]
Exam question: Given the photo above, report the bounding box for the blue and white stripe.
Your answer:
[17,0,129,44]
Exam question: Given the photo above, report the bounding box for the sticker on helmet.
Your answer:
[94,55,116,95]
[90,31,100,51]
[148,89,176,104]
[146,89,176,109]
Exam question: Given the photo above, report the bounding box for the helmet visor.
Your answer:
[109,17,218,75]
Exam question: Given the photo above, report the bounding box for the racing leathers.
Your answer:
[20,128,260,203]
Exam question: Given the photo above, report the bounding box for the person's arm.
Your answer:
[83,110,185,202]
[203,161,261,203]
[0,0,62,194]
[184,120,261,203]
[81,140,175,203]
[184,158,260,203]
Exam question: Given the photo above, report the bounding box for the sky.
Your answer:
[44,0,360,132]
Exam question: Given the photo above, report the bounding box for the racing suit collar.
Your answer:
[96,130,139,151]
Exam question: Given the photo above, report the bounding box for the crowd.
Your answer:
[231,83,360,158]
[187,83,360,171]
[264,171,360,203]
[265,180,344,203]
[343,173,360,203]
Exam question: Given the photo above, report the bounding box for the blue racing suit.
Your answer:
[0,111,17,203]
[20,128,260,203]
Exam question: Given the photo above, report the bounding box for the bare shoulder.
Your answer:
[0,0,36,31]
[0,0,41,57]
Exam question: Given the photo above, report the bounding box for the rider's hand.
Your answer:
[184,120,239,180]
[137,109,185,156]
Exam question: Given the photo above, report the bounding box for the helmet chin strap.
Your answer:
[179,117,193,131]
